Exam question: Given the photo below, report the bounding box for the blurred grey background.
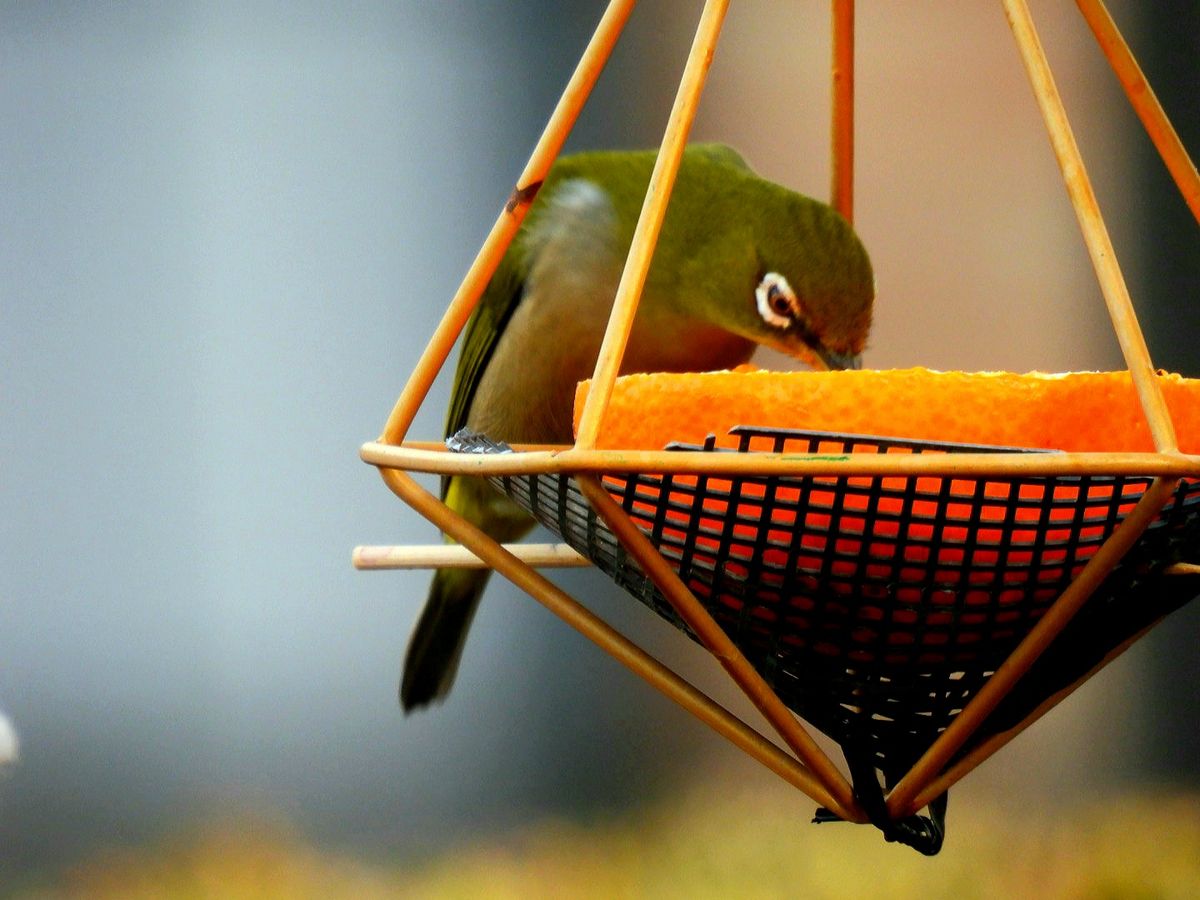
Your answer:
[2,0,1197,890]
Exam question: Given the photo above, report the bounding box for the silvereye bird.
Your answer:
[401,143,875,711]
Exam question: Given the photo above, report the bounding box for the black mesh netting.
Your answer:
[454,426,1200,843]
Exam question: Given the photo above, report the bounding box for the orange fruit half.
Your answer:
[574,367,1200,453]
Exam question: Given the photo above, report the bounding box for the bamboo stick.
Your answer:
[362,441,1200,479]
[885,475,1179,818]
[358,539,1199,577]
[380,466,864,821]
[1075,0,1200,228]
[379,0,636,446]
[578,475,863,819]
[573,0,730,450]
[905,610,1169,812]
[353,542,589,570]
[355,545,1198,578]
[1003,0,1178,454]
[830,0,855,222]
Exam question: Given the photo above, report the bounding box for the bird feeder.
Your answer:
[355,0,1200,854]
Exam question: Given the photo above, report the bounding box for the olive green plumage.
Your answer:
[400,143,875,711]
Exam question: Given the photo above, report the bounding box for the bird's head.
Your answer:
[691,185,875,371]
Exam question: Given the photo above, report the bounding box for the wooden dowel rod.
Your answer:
[358,548,1197,576]
[1003,0,1178,454]
[353,542,589,570]
[355,546,1199,576]
[830,0,855,222]
[362,441,1200,479]
[377,466,859,818]
[1075,0,1200,228]
[574,0,730,450]
[885,474,1179,817]
[379,0,636,446]
[578,475,864,820]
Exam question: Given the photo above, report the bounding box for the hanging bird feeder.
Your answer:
[355,0,1200,854]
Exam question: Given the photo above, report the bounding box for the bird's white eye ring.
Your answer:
[755,272,797,330]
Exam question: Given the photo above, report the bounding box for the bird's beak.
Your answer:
[814,345,862,371]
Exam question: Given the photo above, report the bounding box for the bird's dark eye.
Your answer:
[756,271,799,330]
[768,286,792,317]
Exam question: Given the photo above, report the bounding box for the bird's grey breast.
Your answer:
[467,179,622,445]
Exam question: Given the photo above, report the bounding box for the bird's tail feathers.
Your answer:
[400,567,491,713]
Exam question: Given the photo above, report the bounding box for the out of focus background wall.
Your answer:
[2,1,1197,893]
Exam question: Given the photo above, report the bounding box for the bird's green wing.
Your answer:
[443,173,619,451]
[441,145,740,465]
[444,249,527,443]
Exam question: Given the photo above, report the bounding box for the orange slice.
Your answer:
[574,367,1200,453]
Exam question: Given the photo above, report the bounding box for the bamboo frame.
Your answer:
[885,474,1178,817]
[359,1,1200,838]
[362,441,1200,480]
[379,0,636,447]
[578,474,862,818]
[574,0,730,450]
[385,465,864,821]
[830,0,855,222]
[1003,0,1176,454]
[1075,0,1200,228]
[907,605,1174,812]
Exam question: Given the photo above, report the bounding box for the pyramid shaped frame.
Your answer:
[356,0,1200,850]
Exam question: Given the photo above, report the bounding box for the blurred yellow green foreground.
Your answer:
[18,781,1200,900]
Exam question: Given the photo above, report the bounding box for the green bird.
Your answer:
[401,143,875,711]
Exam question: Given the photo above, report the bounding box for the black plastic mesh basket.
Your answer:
[475,426,1200,778]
